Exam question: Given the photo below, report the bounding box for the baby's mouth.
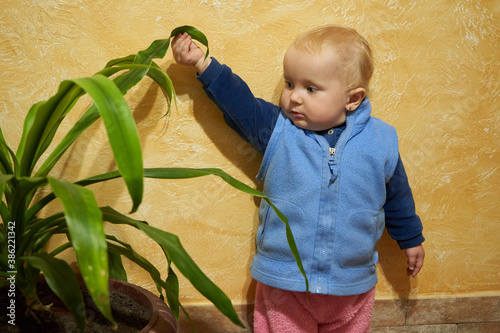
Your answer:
[289,110,305,118]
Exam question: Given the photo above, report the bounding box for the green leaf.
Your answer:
[0,128,15,176]
[35,106,101,179]
[15,101,43,166]
[110,39,171,96]
[19,212,64,255]
[106,240,185,316]
[134,39,171,66]
[108,250,127,282]
[101,206,244,327]
[98,64,176,116]
[100,206,242,326]
[71,74,143,213]
[0,174,13,225]
[170,25,210,60]
[10,177,48,235]
[31,167,309,293]
[106,242,165,294]
[0,174,13,202]
[20,253,86,333]
[0,201,11,226]
[36,40,173,180]
[141,223,244,327]
[18,83,84,176]
[104,54,135,68]
[47,178,114,325]
[42,167,309,293]
[165,267,180,319]
[142,168,309,291]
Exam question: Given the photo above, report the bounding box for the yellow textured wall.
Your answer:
[1,0,499,309]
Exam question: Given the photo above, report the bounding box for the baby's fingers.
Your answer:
[405,245,425,278]
[172,35,194,63]
[407,257,422,277]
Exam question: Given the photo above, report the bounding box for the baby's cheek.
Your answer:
[279,93,288,108]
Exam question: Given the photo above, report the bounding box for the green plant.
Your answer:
[0,26,307,332]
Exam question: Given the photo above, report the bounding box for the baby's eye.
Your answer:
[307,86,318,93]
[285,81,293,89]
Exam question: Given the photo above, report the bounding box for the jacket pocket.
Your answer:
[257,198,306,262]
[338,209,384,268]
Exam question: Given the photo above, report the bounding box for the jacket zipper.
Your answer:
[328,147,337,184]
[329,147,335,159]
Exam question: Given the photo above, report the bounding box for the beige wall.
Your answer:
[1,0,498,307]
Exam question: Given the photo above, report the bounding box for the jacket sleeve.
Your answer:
[384,155,425,249]
[197,58,280,154]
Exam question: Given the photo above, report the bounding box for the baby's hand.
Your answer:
[405,244,425,277]
[171,32,211,74]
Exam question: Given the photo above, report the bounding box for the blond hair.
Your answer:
[292,25,373,92]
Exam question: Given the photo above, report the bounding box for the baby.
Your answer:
[172,25,424,333]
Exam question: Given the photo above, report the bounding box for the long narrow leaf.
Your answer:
[20,212,64,254]
[47,178,114,325]
[98,64,176,115]
[100,206,244,328]
[0,128,15,176]
[0,140,19,179]
[143,168,309,291]
[109,39,170,96]
[71,75,143,212]
[104,55,135,68]
[165,267,180,319]
[0,202,11,228]
[0,174,13,202]
[21,253,86,333]
[140,222,244,327]
[134,39,171,66]
[34,63,170,180]
[15,101,43,164]
[107,250,128,282]
[30,166,309,291]
[35,106,101,178]
[34,35,172,180]
[25,170,122,221]
[170,25,210,60]
[18,83,84,176]
[105,241,182,314]
[10,177,47,237]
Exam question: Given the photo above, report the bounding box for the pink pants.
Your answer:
[253,282,375,333]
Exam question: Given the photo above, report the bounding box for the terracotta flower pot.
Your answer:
[108,278,178,333]
[1,277,178,333]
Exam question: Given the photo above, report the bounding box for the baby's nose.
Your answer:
[289,90,302,104]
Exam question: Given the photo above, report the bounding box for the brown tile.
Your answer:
[372,298,407,327]
[178,303,253,333]
[407,296,500,325]
[458,322,500,333]
[371,324,457,333]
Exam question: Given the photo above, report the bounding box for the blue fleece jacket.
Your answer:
[198,58,424,295]
[251,100,398,295]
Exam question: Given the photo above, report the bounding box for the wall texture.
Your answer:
[1,0,498,313]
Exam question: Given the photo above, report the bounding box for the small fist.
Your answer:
[171,33,211,73]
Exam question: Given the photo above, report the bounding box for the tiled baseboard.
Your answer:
[178,295,500,332]
[372,296,500,332]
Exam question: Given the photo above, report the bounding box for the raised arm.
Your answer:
[172,33,280,154]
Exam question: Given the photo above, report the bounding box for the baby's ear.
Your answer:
[346,88,366,111]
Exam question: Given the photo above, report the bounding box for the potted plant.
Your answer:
[0,26,307,332]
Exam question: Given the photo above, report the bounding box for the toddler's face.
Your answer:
[281,46,349,131]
